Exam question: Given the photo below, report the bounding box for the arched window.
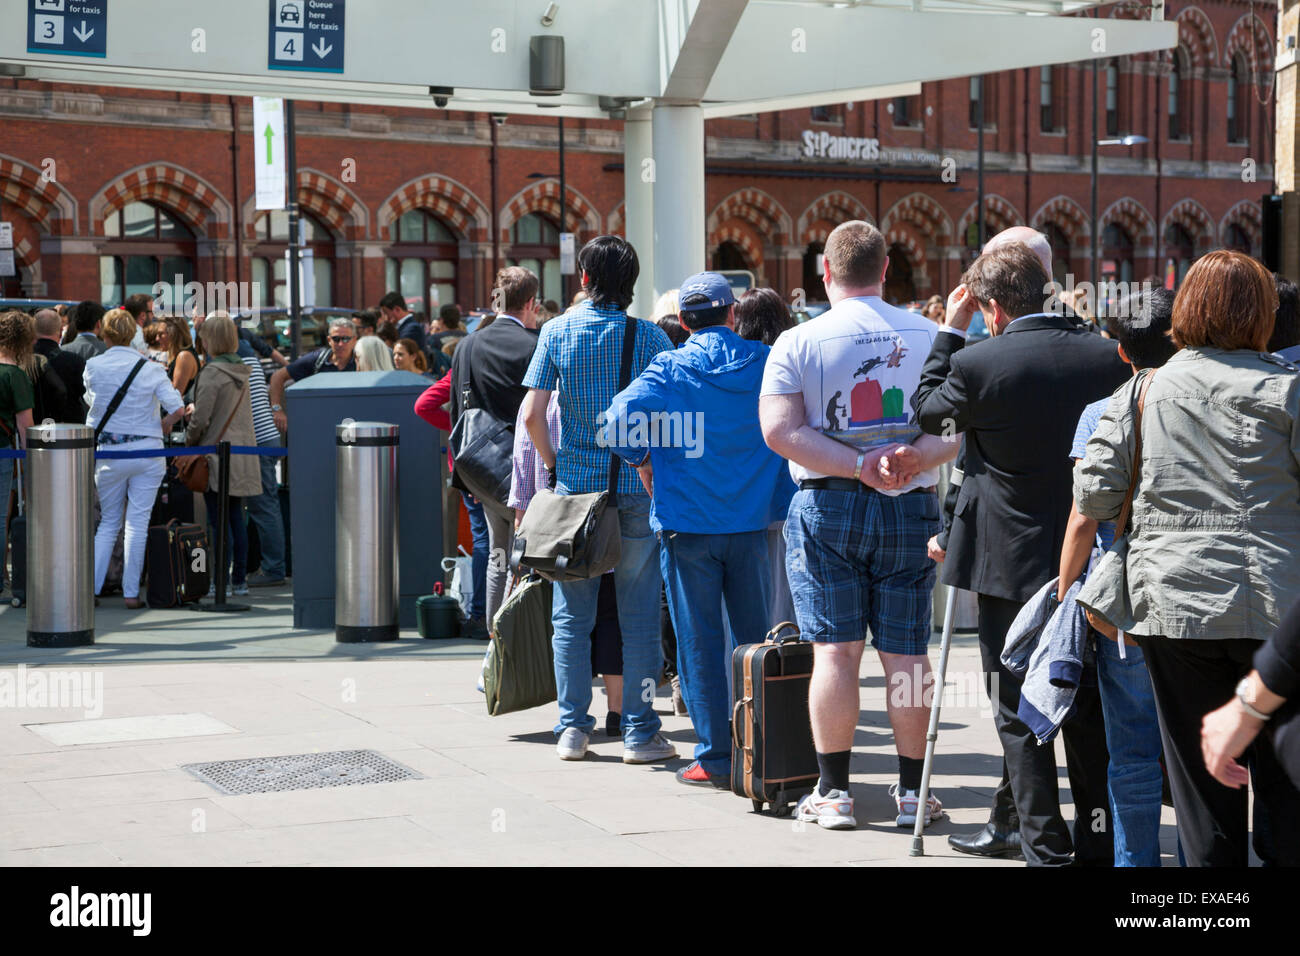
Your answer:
[99,201,195,309]
[801,242,826,302]
[1039,66,1057,133]
[1168,50,1185,139]
[1101,223,1134,284]
[1105,60,1121,137]
[1224,223,1252,255]
[249,210,334,308]
[883,244,916,304]
[1164,223,1194,286]
[711,240,750,273]
[1040,223,1071,285]
[508,212,562,304]
[1228,55,1247,143]
[385,210,459,317]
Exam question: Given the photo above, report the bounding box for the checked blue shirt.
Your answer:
[523,300,673,496]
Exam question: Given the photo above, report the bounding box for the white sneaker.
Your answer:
[889,784,944,828]
[622,732,677,764]
[795,784,856,830]
[556,727,590,761]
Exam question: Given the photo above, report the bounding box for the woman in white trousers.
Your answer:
[84,309,185,607]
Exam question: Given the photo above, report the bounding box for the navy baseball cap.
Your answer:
[678,273,735,312]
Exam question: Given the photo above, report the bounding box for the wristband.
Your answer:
[852,451,865,482]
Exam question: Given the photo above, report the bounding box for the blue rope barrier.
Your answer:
[0,445,289,461]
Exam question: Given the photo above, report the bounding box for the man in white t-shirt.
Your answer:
[760,220,959,831]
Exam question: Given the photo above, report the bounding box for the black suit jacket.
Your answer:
[449,317,539,431]
[34,338,87,424]
[912,313,1129,602]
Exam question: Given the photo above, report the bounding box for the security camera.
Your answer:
[491,112,507,126]
[434,96,448,108]
[429,86,454,108]
[541,2,559,27]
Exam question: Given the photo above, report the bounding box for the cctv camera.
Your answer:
[434,96,448,108]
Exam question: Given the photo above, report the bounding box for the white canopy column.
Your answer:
[651,103,706,303]
[623,109,656,318]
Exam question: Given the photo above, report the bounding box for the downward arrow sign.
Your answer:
[73,20,94,42]
[312,39,332,59]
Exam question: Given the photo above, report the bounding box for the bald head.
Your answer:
[984,226,1052,275]
[33,309,61,341]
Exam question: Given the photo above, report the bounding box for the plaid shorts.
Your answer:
[784,487,940,654]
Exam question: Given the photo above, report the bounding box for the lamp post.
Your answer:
[1090,131,1149,294]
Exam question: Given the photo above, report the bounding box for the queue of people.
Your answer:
[412,224,1300,869]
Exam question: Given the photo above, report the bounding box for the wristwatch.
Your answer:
[852,451,866,482]
[271,404,283,412]
[1236,677,1272,721]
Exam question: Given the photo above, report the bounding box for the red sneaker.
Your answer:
[675,761,729,789]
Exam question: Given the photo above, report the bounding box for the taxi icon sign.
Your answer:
[279,2,301,25]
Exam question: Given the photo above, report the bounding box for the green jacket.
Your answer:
[1074,347,1300,641]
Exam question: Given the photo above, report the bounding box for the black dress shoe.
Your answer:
[948,822,1024,859]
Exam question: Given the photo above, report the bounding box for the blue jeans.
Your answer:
[552,494,662,745]
[661,529,771,774]
[1096,635,1164,867]
[461,491,488,620]
[244,436,285,578]
[204,492,248,588]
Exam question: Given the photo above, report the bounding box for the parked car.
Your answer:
[235,305,357,359]
[792,301,831,323]
[0,298,77,315]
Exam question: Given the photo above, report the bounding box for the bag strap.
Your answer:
[606,316,637,501]
[94,358,148,442]
[1114,368,1157,537]
[213,381,248,443]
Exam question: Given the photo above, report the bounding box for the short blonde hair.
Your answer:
[199,313,239,356]
[101,308,138,347]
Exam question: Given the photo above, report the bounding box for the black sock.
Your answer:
[816,750,851,795]
[899,755,924,792]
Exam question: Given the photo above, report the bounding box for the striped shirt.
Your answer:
[240,351,279,445]
[509,392,561,511]
[522,300,672,496]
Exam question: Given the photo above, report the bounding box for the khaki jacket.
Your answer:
[1074,347,1300,641]
[185,361,262,498]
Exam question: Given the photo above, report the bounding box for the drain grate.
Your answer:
[182,750,423,795]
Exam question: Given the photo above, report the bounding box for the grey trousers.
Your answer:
[484,506,513,627]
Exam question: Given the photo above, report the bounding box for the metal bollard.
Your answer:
[26,423,95,647]
[335,420,399,642]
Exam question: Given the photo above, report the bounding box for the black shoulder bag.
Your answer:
[93,358,148,443]
[510,316,637,582]
[447,332,516,520]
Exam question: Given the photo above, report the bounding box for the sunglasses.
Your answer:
[329,335,355,344]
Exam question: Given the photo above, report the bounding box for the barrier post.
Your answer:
[25,423,95,646]
[193,440,249,614]
[335,421,400,642]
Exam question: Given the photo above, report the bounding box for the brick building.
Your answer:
[0,2,1277,313]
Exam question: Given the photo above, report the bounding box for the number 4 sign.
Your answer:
[267,0,345,74]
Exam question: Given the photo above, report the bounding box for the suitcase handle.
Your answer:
[731,697,751,752]
[764,621,801,644]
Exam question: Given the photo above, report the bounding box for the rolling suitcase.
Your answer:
[145,519,210,608]
[731,621,819,815]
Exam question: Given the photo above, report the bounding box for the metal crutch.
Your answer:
[911,584,957,857]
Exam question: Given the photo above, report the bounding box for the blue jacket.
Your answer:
[1001,575,1094,744]
[603,326,795,534]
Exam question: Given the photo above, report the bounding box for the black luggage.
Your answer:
[145,520,210,608]
[150,459,195,527]
[731,621,819,815]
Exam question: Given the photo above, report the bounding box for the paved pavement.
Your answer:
[0,586,1184,866]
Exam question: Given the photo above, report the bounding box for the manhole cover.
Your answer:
[182,750,423,795]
